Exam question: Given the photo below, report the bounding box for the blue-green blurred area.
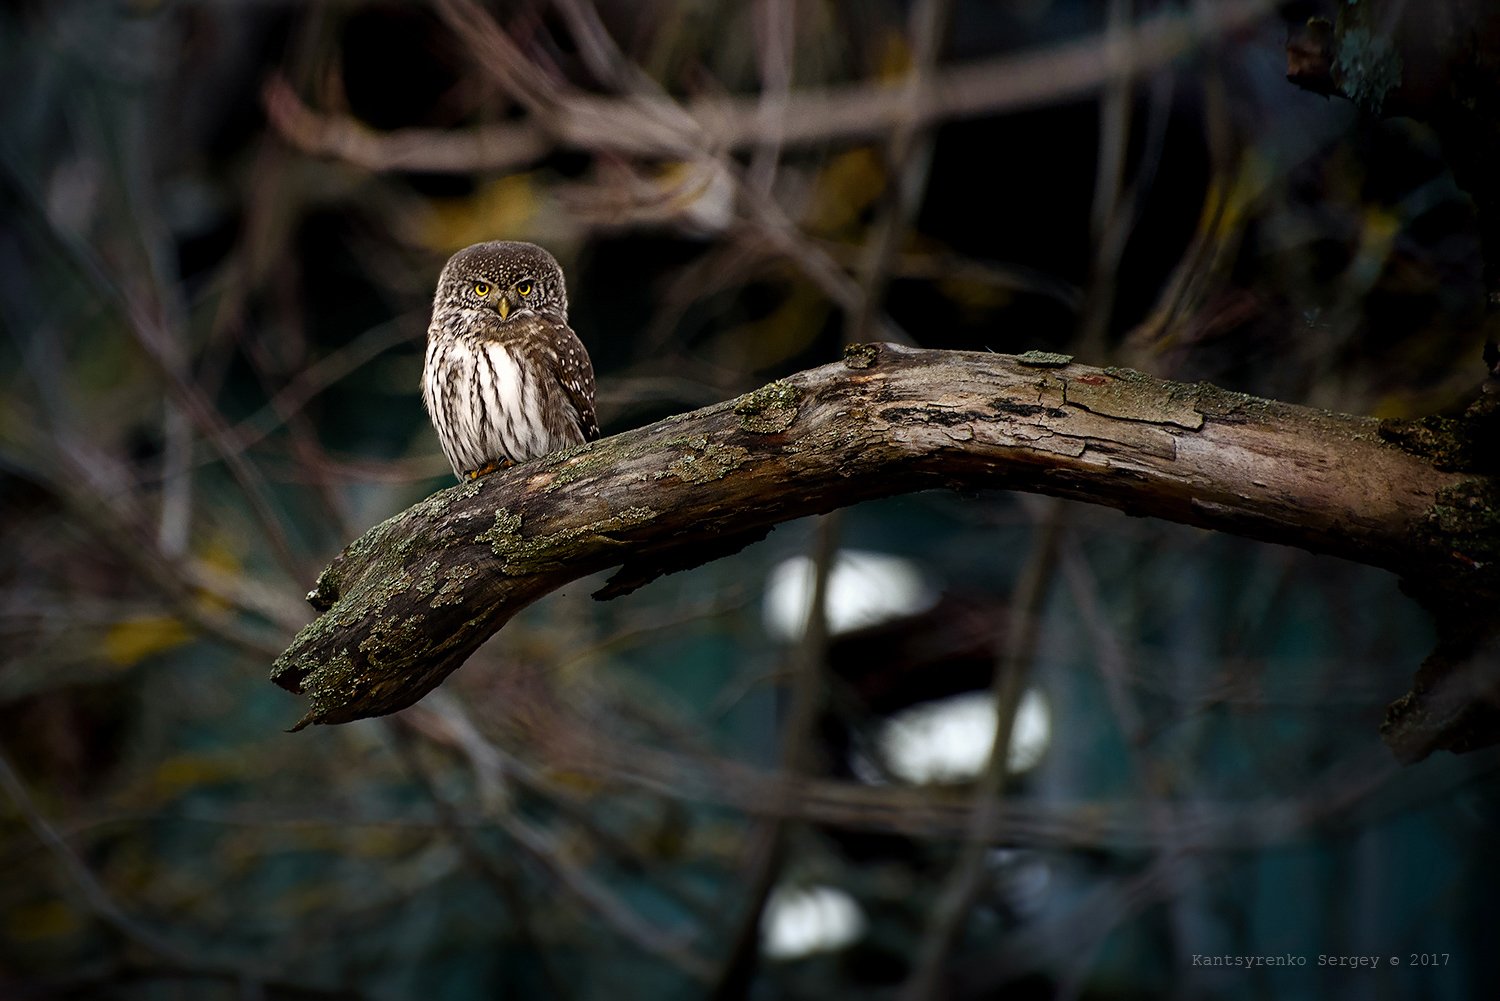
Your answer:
[2,1,1498,999]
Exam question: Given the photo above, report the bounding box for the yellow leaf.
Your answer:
[194,536,243,614]
[5,899,81,941]
[545,767,606,797]
[421,174,541,251]
[804,148,886,236]
[102,615,190,667]
[152,753,240,795]
[877,29,913,79]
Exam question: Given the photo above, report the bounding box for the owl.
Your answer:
[422,241,600,480]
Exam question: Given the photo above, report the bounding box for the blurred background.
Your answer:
[2,0,1498,998]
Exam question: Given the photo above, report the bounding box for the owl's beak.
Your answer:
[497,295,511,320]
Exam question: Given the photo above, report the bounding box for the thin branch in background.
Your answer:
[232,272,359,542]
[550,590,755,676]
[732,184,912,340]
[0,446,289,657]
[748,0,795,195]
[387,719,717,983]
[266,0,1275,352]
[409,692,723,921]
[239,319,363,541]
[548,0,637,92]
[709,511,842,1001]
[460,0,899,342]
[1055,535,1195,998]
[385,722,573,1000]
[0,750,190,966]
[596,373,737,414]
[636,237,779,358]
[110,70,202,564]
[265,1,1276,173]
[8,960,364,1001]
[156,404,193,558]
[1075,0,1137,360]
[1077,51,1177,359]
[957,854,1182,994]
[847,0,953,344]
[901,501,1068,1000]
[0,144,310,585]
[958,754,1405,993]
[818,240,1085,314]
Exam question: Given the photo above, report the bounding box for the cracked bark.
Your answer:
[270,343,1499,759]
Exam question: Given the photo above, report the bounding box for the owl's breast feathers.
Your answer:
[422,311,597,478]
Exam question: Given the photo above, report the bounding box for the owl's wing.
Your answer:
[545,318,600,442]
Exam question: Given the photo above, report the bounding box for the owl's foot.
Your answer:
[465,459,516,480]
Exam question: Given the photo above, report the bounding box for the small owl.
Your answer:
[422,241,600,480]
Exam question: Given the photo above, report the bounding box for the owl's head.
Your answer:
[436,241,569,322]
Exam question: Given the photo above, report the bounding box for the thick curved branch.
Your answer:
[271,345,1496,747]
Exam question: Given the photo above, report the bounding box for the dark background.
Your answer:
[1,1,1496,999]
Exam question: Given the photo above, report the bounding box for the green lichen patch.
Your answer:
[274,643,359,729]
[324,483,473,590]
[305,558,421,638]
[669,442,750,483]
[475,508,524,549]
[843,343,881,369]
[735,380,801,434]
[414,559,442,596]
[359,613,428,667]
[478,505,658,574]
[306,566,341,611]
[544,413,735,487]
[431,564,480,608]
[1016,350,1074,368]
[523,437,620,486]
[454,477,488,500]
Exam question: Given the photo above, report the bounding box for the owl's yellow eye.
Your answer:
[515,280,534,297]
[473,282,491,297]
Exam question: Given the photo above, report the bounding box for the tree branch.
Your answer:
[271,345,1497,756]
[263,0,1274,175]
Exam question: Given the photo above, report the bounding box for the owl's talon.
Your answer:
[464,459,517,480]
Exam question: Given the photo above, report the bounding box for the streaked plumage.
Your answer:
[422,241,599,479]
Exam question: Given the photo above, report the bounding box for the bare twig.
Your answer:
[848,0,953,343]
[386,723,573,999]
[413,696,722,925]
[265,1,1276,174]
[0,446,290,656]
[0,749,192,965]
[748,0,795,194]
[0,144,309,583]
[1076,0,1139,360]
[901,502,1066,1000]
[1054,535,1194,997]
[389,719,716,982]
[709,512,841,1000]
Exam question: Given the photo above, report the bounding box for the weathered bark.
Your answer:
[271,344,1499,757]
